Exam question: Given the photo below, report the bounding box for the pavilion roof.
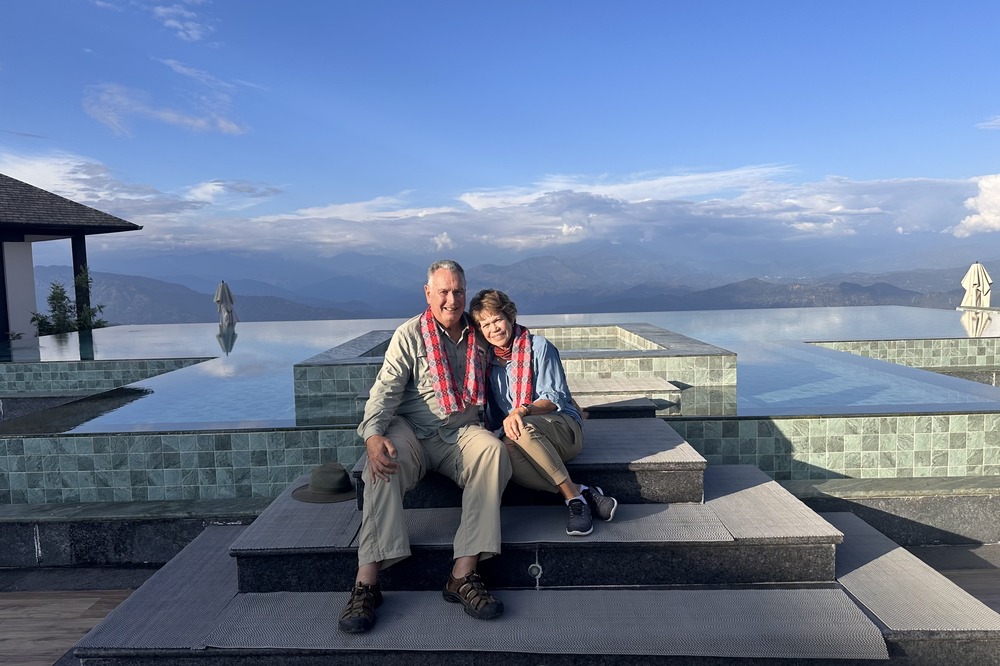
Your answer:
[0,172,142,239]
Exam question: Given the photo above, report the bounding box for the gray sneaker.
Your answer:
[566,498,593,536]
[583,486,618,521]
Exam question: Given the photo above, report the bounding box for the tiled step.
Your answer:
[568,375,680,400]
[354,417,707,508]
[574,395,661,418]
[75,524,891,666]
[570,376,682,417]
[232,465,842,593]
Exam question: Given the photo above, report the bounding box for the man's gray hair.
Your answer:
[426,259,466,285]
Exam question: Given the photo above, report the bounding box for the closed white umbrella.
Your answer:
[214,281,238,326]
[960,262,992,309]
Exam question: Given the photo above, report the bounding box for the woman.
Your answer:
[469,289,617,536]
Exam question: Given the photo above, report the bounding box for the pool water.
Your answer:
[6,306,1000,433]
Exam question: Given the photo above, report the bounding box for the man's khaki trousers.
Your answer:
[357,417,511,569]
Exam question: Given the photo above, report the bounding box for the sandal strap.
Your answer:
[340,583,379,618]
[455,573,497,611]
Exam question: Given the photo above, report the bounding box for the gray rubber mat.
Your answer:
[705,465,844,543]
[402,503,732,545]
[201,587,888,660]
[827,511,1000,633]
[229,475,360,552]
[75,525,243,650]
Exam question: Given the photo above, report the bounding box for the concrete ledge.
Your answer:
[0,498,270,567]
[783,476,1000,546]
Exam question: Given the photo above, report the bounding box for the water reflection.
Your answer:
[3,307,1000,434]
[961,309,993,338]
[216,322,238,355]
[0,387,152,435]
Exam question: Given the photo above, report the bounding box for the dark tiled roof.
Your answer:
[0,172,142,237]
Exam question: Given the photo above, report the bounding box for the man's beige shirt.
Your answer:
[358,313,482,444]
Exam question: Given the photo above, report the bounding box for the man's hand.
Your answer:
[365,434,399,484]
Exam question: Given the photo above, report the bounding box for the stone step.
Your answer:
[75,524,888,666]
[823,511,1000,664]
[567,375,679,397]
[73,507,1000,665]
[353,417,707,508]
[82,519,976,666]
[570,376,682,417]
[231,465,842,593]
[574,395,662,418]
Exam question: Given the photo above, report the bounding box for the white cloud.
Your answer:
[432,232,455,251]
[4,148,995,274]
[254,196,458,223]
[156,58,232,90]
[948,174,1000,237]
[976,116,1000,130]
[82,56,249,137]
[150,2,213,42]
[83,82,246,136]
[458,165,792,210]
[185,179,281,208]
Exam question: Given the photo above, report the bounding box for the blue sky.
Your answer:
[3,0,1000,281]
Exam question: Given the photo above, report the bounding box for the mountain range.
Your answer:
[31,248,973,326]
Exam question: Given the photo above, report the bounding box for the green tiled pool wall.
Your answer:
[533,324,657,351]
[0,427,364,505]
[293,331,394,425]
[670,413,1000,481]
[293,359,382,425]
[0,358,208,396]
[293,325,736,425]
[812,337,1000,369]
[560,353,736,389]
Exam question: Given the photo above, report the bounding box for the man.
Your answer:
[339,259,513,634]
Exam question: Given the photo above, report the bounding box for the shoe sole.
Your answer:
[566,526,593,536]
[338,618,375,633]
[443,591,504,620]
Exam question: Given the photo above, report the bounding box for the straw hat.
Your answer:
[291,463,357,503]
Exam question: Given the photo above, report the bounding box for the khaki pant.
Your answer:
[357,417,511,569]
[505,412,583,493]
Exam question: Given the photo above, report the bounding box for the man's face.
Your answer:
[424,268,466,332]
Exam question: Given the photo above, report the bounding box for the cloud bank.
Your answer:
[1,149,994,276]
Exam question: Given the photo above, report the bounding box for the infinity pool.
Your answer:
[6,306,1000,433]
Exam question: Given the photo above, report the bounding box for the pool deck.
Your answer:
[3,307,1000,664]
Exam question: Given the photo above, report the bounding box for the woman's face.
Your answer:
[476,310,514,349]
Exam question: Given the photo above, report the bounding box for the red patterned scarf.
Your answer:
[502,324,534,410]
[420,307,485,414]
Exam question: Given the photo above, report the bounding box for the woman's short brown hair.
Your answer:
[469,289,518,325]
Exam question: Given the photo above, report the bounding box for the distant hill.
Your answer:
[33,267,376,325]
[30,250,970,326]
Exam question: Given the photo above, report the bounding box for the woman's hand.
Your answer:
[503,409,526,440]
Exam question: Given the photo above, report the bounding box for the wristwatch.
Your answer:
[521,403,532,416]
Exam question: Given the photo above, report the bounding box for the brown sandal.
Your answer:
[443,572,503,620]
[338,582,382,633]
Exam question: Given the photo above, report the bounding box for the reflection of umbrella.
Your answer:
[961,310,992,338]
[214,281,238,326]
[960,262,992,309]
[216,322,238,355]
